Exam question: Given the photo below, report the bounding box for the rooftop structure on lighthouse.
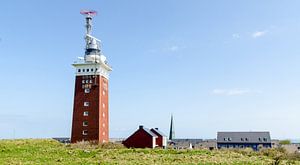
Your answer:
[71,10,112,143]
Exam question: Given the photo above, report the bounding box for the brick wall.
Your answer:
[71,75,109,143]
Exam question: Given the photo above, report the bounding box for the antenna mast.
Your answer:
[80,10,97,35]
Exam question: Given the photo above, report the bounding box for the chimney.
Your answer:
[139,125,144,129]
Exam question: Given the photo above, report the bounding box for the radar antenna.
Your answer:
[80,10,97,35]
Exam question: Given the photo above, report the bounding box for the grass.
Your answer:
[0,139,299,164]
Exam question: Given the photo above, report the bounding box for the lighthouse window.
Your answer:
[102,103,105,108]
[103,132,105,135]
[84,102,89,107]
[84,89,90,93]
[103,91,106,96]
[102,123,105,127]
[83,111,89,116]
[83,121,88,126]
[82,130,88,135]
[78,69,81,72]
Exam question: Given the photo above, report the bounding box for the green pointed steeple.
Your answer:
[169,114,175,140]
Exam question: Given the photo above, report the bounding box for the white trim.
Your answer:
[72,62,112,79]
[152,137,156,149]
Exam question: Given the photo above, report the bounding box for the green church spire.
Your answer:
[169,114,175,140]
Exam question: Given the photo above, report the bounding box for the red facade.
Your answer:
[71,75,109,143]
[123,126,156,148]
[151,128,163,147]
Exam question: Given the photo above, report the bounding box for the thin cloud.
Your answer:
[168,45,180,52]
[252,31,267,38]
[232,33,240,39]
[212,88,262,96]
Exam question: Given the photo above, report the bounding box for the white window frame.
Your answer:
[83,121,88,127]
[83,111,89,116]
[82,130,88,135]
[84,102,89,107]
[84,88,90,93]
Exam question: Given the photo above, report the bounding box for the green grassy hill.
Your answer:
[0,139,299,164]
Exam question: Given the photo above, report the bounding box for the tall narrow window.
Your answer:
[78,69,81,72]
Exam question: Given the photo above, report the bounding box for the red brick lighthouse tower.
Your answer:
[71,10,112,143]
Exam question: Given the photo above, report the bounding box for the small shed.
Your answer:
[123,125,167,148]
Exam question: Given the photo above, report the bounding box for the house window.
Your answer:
[103,91,106,96]
[82,80,85,84]
[83,121,88,126]
[83,111,89,116]
[91,68,94,72]
[82,130,88,135]
[259,138,262,141]
[83,69,85,72]
[245,138,248,141]
[84,89,90,93]
[102,103,105,108]
[241,138,244,141]
[102,112,105,117]
[263,138,267,142]
[84,102,89,107]
[90,80,93,83]
[102,123,105,127]
[87,69,89,72]
[102,132,105,135]
[228,138,232,141]
[86,80,89,83]
[78,69,81,72]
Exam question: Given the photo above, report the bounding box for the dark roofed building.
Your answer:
[217,132,271,151]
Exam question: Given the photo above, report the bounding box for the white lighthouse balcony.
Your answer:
[73,55,112,79]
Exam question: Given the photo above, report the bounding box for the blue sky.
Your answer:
[0,0,300,140]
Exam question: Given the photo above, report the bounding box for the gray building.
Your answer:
[217,132,271,151]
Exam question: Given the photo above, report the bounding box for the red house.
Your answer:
[151,128,167,148]
[123,125,167,149]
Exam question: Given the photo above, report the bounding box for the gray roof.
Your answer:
[142,127,158,137]
[151,128,167,137]
[217,132,271,144]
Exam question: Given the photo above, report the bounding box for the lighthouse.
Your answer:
[71,10,112,143]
